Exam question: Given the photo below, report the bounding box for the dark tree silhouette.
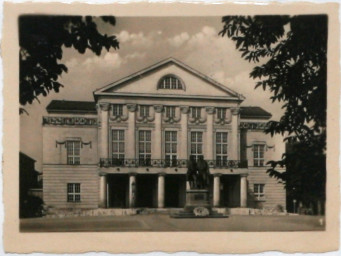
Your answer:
[220,15,327,213]
[19,15,119,112]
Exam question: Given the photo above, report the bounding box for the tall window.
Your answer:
[139,105,150,117]
[67,141,80,165]
[113,104,123,116]
[253,144,265,166]
[139,130,151,166]
[67,183,81,202]
[158,75,183,89]
[217,108,226,119]
[191,107,201,119]
[191,132,203,161]
[112,130,125,165]
[165,106,176,118]
[254,184,265,200]
[216,132,228,166]
[165,131,177,166]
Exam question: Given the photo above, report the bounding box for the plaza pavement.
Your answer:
[20,213,325,232]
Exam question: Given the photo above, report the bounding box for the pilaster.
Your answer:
[205,107,215,160]
[153,105,163,159]
[180,106,189,160]
[231,107,240,160]
[127,104,137,159]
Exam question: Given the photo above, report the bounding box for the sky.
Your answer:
[20,16,284,172]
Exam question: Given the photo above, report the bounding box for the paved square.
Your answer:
[20,214,325,232]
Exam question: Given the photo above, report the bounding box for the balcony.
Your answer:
[99,159,248,169]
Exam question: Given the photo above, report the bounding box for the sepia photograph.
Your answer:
[18,13,327,232]
[3,2,340,254]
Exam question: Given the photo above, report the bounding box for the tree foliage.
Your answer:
[19,15,119,109]
[220,15,327,208]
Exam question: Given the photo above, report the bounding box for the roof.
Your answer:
[46,100,272,119]
[240,106,272,120]
[94,57,245,101]
[46,100,96,114]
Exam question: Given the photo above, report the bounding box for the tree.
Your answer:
[19,15,119,112]
[220,15,327,213]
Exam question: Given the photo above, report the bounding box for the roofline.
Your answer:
[94,92,244,102]
[240,115,272,120]
[46,109,97,114]
[93,57,245,101]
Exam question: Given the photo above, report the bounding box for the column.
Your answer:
[127,104,137,159]
[153,105,163,159]
[99,103,110,160]
[240,174,248,207]
[99,173,107,208]
[157,173,165,208]
[205,107,215,160]
[129,173,136,208]
[180,106,189,160]
[213,174,221,207]
[231,108,240,160]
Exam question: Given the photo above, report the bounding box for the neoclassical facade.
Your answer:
[42,58,286,211]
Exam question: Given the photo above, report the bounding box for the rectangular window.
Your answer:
[190,107,201,119]
[67,183,81,202]
[139,130,151,166]
[165,131,177,167]
[191,132,203,161]
[253,144,265,166]
[139,105,150,117]
[217,108,226,119]
[216,132,228,166]
[254,184,265,200]
[165,106,176,118]
[66,141,80,165]
[112,130,125,166]
[113,104,123,116]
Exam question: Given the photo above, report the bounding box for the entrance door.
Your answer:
[136,174,157,207]
[108,174,129,208]
[165,175,186,207]
[221,175,240,207]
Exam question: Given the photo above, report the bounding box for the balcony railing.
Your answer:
[99,158,248,169]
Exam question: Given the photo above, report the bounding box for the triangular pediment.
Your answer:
[94,58,244,100]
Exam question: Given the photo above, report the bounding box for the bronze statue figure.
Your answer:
[187,155,210,189]
[187,155,197,189]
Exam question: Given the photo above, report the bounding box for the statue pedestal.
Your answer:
[184,189,210,213]
[170,189,228,218]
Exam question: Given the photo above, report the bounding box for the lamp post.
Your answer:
[293,199,297,213]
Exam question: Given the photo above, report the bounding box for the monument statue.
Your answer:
[186,155,210,189]
[172,155,227,218]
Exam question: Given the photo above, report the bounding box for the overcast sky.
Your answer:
[20,16,283,171]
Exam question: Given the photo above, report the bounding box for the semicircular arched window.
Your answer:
[158,75,184,90]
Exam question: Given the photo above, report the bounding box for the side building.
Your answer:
[42,58,286,211]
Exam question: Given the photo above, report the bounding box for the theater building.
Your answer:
[42,58,286,211]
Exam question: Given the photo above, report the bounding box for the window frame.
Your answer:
[253,144,265,167]
[112,104,123,116]
[112,129,125,165]
[157,75,184,90]
[190,107,201,119]
[165,131,177,166]
[165,106,176,118]
[190,131,203,161]
[66,140,81,165]
[138,130,152,166]
[216,132,228,166]
[254,183,265,201]
[217,108,227,120]
[139,105,150,118]
[67,183,81,202]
